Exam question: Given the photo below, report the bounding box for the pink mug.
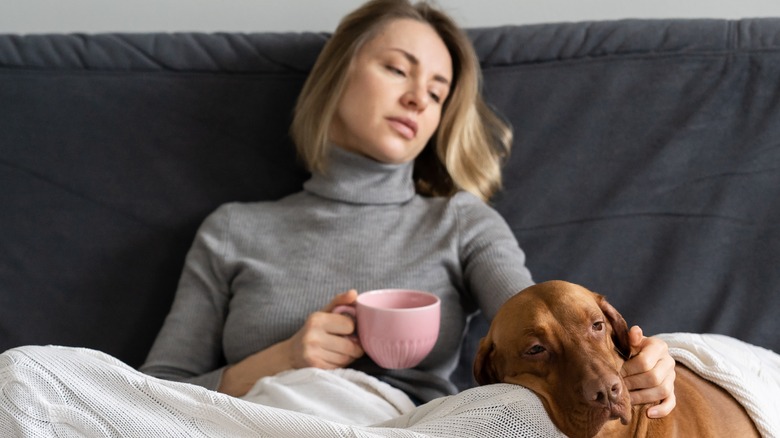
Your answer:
[333,289,440,369]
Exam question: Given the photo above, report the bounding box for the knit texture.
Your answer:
[4,338,777,437]
[0,345,566,438]
[658,333,780,438]
[140,147,534,402]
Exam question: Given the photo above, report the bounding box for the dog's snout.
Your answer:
[584,374,623,407]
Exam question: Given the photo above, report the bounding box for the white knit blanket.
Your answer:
[0,334,778,437]
[657,332,780,438]
[0,345,562,438]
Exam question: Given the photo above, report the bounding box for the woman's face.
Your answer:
[330,18,453,164]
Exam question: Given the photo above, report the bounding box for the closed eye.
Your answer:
[386,65,406,77]
[525,345,546,355]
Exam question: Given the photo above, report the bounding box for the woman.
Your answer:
[140,0,676,418]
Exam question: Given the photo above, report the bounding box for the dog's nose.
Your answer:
[584,374,623,406]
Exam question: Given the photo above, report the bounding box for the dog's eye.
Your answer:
[526,345,546,355]
[592,321,605,331]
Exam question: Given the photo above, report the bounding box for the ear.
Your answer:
[473,335,499,385]
[595,293,631,360]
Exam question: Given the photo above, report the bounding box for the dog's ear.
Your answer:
[595,294,631,360]
[473,335,499,385]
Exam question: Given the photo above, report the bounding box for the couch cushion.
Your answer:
[1,21,779,389]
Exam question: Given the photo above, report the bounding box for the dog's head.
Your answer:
[473,280,632,438]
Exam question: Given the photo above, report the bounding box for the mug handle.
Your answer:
[332,305,359,342]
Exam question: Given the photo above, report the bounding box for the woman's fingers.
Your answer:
[322,289,358,312]
[620,326,677,418]
[290,300,364,369]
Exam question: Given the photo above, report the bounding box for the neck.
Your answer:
[303,146,417,205]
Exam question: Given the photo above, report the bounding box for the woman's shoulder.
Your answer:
[200,192,307,229]
[202,200,268,222]
[446,191,505,221]
[441,191,516,243]
[209,199,277,215]
[213,191,306,213]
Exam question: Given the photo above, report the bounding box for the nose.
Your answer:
[583,374,624,407]
[401,83,429,111]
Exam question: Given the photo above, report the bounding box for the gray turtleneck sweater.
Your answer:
[140,147,534,402]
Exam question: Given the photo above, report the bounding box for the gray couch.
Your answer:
[1,19,778,392]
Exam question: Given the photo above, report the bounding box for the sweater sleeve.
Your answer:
[453,192,535,321]
[139,204,233,390]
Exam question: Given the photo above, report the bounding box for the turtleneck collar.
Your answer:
[303,146,416,205]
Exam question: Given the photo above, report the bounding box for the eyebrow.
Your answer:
[389,48,451,87]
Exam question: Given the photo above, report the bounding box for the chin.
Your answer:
[367,147,418,164]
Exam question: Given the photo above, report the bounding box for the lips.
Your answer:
[387,117,418,140]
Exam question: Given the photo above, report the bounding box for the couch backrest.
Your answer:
[0,32,318,365]
[1,20,779,380]
[475,19,780,353]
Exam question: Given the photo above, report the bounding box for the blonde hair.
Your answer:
[290,0,512,201]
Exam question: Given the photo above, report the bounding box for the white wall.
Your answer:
[2,0,780,34]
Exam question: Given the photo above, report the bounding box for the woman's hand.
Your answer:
[286,289,365,369]
[218,289,364,397]
[621,326,677,418]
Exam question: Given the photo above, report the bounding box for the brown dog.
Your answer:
[473,280,759,438]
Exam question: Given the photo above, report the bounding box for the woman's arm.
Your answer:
[142,205,364,397]
[218,290,364,397]
[139,207,235,389]
[455,194,676,416]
